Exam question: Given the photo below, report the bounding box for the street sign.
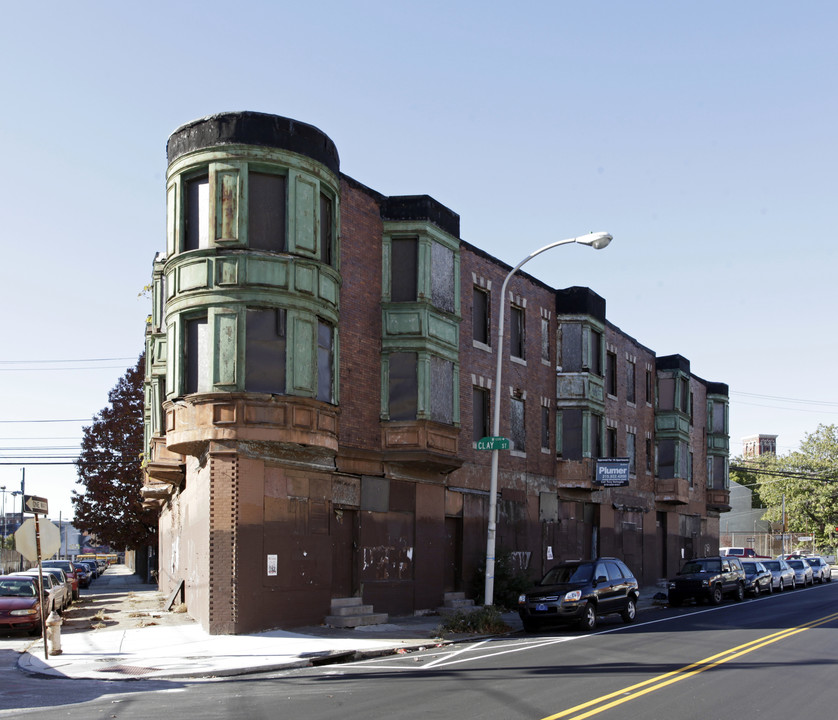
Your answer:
[23,495,49,515]
[13,517,61,562]
[476,436,510,451]
[798,536,813,542]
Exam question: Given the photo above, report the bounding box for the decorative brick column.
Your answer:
[208,443,239,634]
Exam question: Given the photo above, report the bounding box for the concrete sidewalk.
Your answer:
[16,567,667,681]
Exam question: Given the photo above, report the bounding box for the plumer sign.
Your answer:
[594,458,630,487]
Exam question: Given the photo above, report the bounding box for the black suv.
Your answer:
[518,558,639,632]
[668,556,746,606]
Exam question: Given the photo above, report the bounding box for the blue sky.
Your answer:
[1,1,836,521]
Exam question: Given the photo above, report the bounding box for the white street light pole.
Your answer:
[483,231,612,607]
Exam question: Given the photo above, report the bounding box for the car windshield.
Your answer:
[0,580,37,597]
[541,563,594,585]
[741,562,756,572]
[681,559,722,574]
[764,561,780,570]
[788,560,804,569]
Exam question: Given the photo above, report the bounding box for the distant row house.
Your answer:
[142,112,730,635]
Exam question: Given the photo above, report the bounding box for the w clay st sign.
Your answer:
[476,436,510,451]
[594,458,630,487]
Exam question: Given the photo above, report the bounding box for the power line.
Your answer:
[0,419,91,424]
[731,390,838,407]
[0,357,137,364]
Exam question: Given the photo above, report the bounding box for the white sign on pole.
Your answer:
[14,518,61,562]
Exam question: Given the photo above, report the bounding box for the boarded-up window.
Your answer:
[473,386,489,442]
[320,192,333,265]
[658,438,675,479]
[317,320,333,402]
[541,406,550,450]
[185,175,209,250]
[590,329,603,375]
[541,318,549,362]
[627,432,636,474]
[510,396,525,452]
[591,414,603,458]
[712,401,726,433]
[389,352,417,420]
[606,352,617,396]
[185,316,209,393]
[607,427,617,457]
[626,361,636,404]
[563,408,583,460]
[249,172,287,252]
[431,242,455,313]
[510,306,525,359]
[246,308,286,394]
[679,378,690,413]
[473,287,489,344]
[430,356,453,424]
[658,377,675,410]
[391,238,418,302]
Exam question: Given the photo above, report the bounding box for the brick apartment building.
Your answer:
[142,111,730,634]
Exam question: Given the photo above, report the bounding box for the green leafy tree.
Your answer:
[729,453,774,508]
[72,354,157,550]
[752,424,838,548]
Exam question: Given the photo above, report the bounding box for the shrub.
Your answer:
[438,606,509,634]
[471,548,533,610]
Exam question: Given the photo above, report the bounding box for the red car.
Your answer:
[0,575,43,636]
[41,560,80,600]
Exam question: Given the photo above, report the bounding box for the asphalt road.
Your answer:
[4,582,838,719]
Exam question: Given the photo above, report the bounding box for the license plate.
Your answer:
[536,603,548,612]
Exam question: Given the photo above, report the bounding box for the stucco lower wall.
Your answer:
[157,455,211,629]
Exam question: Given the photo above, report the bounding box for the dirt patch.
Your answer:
[59,587,195,634]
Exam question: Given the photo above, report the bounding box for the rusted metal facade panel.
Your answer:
[414,483,446,610]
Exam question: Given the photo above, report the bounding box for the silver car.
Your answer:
[786,558,814,587]
[803,556,832,583]
[11,571,67,613]
[762,559,796,591]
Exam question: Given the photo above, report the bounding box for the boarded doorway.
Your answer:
[331,508,357,597]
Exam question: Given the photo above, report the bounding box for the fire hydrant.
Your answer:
[45,611,63,656]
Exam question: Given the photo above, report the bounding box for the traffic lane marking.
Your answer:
[539,610,838,720]
[346,594,828,673]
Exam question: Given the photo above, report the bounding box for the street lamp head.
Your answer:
[576,232,612,250]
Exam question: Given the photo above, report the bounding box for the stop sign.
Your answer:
[14,518,61,562]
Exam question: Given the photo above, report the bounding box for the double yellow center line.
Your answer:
[541,611,838,720]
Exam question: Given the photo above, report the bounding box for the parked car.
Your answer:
[73,560,97,581]
[12,570,66,613]
[0,574,44,635]
[17,568,72,610]
[518,558,639,632]
[668,556,746,606]
[720,547,768,558]
[762,559,795,591]
[41,560,80,600]
[740,560,773,597]
[802,556,832,583]
[72,563,91,588]
[786,558,814,587]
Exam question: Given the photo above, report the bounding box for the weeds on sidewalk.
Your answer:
[437,606,510,635]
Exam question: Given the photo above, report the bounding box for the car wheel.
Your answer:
[791,579,796,590]
[578,602,597,631]
[752,583,760,598]
[734,583,745,602]
[621,597,637,623]
[709,584,724,605]
[766,581,772,594]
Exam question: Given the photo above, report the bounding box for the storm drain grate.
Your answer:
[97,664,160,676]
